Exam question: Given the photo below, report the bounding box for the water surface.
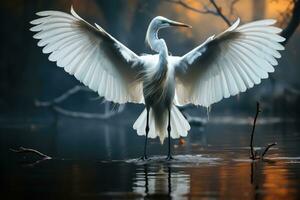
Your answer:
[1,115,300,199]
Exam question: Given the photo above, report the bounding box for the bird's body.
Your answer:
[140,36,177,142]
[140,53,176,142]
[30,6,285,159]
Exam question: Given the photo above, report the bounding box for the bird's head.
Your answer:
[151,16,192,30]
[146,16,192,50]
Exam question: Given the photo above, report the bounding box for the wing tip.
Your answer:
[94,23,104,32]
[255,18,277,25]
[35,11,48,16]
[228,17,240,31]
[268,19,277,25]
[29,26,37,32]
[235,17,241,25]
[70,5,81,20]
[29,20,37,25]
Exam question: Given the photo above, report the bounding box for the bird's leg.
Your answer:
[141,107,150,160]
[166,108,173,160]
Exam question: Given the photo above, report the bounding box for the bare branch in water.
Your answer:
[10,147,53,167]
[249,102,277,160]
[34,85,125,119]
[261,143,277,158]
[250,102,261,160]
[52,104,125,120]
[35,85,90,107]
[10,147,52,159]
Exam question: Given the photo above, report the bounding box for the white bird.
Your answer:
[30,6,285,160]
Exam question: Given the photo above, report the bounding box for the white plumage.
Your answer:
[30,6,285,159]
[31,7,143,104]
[174,18,285,107]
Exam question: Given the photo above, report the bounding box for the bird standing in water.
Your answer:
[31,6,285,160]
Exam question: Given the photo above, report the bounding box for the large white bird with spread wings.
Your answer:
[31,6,285,160]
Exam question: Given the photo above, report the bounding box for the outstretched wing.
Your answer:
[173,18,285,107]
[30,6,143,104]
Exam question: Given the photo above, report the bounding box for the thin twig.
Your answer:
[35,85,90,107]
[164,0,300,43]
[250,102,261,160]
[261,143,277,158]
[52,104,125,119]
[10,147,53,167]
[163,0,232,26]
[209,0,232,26]
[35,85,125,119]
[10,147,52,159]
[249,102,277,160]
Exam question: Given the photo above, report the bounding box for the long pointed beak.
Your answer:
[168,20,192,28]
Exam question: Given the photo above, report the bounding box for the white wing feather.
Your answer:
[173,18,285,107]
[30,6,143,104]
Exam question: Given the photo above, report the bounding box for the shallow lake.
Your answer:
[1,114,300,199]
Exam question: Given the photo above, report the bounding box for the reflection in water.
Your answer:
[130,156,300,199]
[2,118,300,199]
[104,124,112,159]
[133,164,190,199]
[261,160,297,200]
[251,161,262,199]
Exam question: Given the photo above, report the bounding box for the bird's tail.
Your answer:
[133,105,191,144]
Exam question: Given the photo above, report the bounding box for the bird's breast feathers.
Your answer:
[141,55,176,106]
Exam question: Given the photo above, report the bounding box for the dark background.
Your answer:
[1,0,300,120]
[1,1,300,199]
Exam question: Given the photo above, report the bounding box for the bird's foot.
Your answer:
[166,154,173,161]
[139,155,148,161]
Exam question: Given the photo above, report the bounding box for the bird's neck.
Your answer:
[157,39,168,68]
[146,27,168,68]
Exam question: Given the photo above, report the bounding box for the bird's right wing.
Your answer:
[30,6,143,104]
[173,18,285,107]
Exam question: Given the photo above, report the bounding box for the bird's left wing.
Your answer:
[173,18,285,107]
[30,6,143,104]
